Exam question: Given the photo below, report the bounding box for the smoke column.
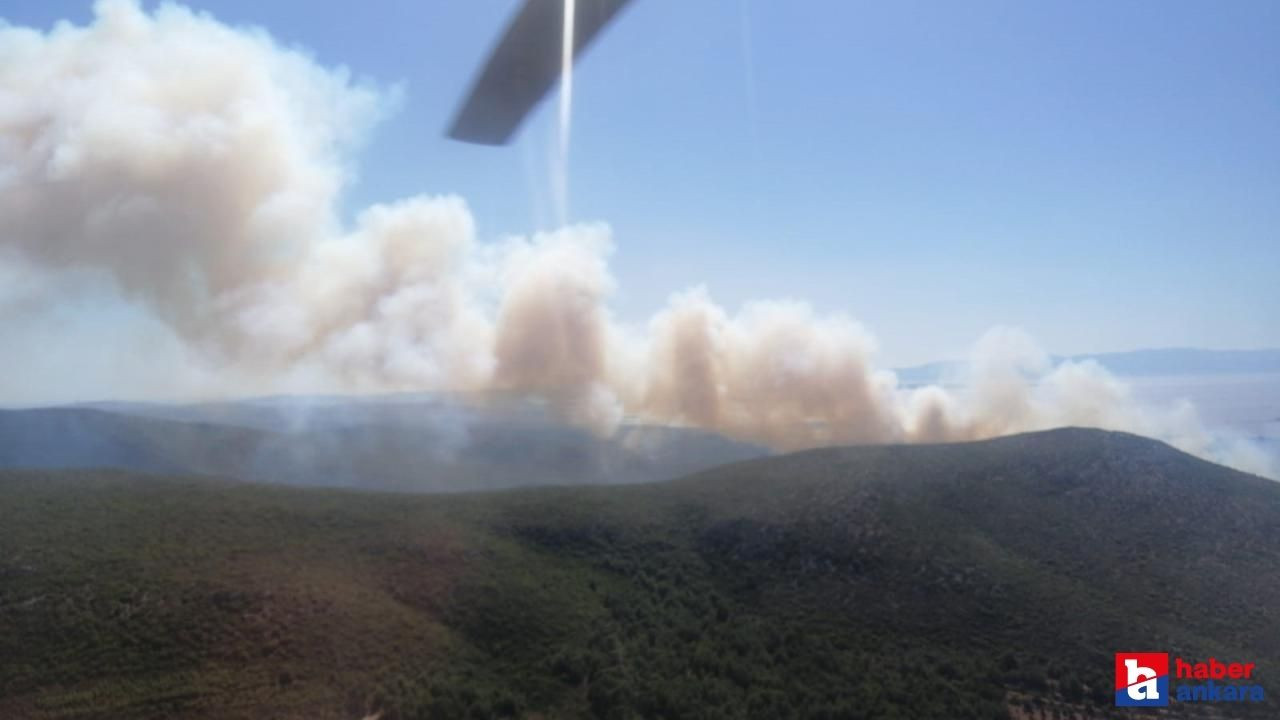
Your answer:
[0,1,1273,478]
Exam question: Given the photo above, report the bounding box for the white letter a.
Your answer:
[1126,659,1159,700]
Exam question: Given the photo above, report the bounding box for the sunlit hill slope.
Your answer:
[1,428,1277,719]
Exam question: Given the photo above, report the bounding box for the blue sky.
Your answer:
[6,0,1278,366]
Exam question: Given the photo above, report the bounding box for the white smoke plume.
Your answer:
[0,1,1273,479]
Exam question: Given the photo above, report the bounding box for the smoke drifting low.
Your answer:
[0,1,1272,478]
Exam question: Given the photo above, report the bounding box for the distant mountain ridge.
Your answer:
[0,399,767,492]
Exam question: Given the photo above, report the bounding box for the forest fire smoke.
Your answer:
[0,1,1272,477]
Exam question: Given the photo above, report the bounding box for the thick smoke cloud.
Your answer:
[0,1,1273,478]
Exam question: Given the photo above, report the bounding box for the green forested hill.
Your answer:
[1,428,1277,719]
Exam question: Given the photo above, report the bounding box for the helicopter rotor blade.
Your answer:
[447,0,633,145]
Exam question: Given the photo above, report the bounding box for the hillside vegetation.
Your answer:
[2,428,1277,719]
